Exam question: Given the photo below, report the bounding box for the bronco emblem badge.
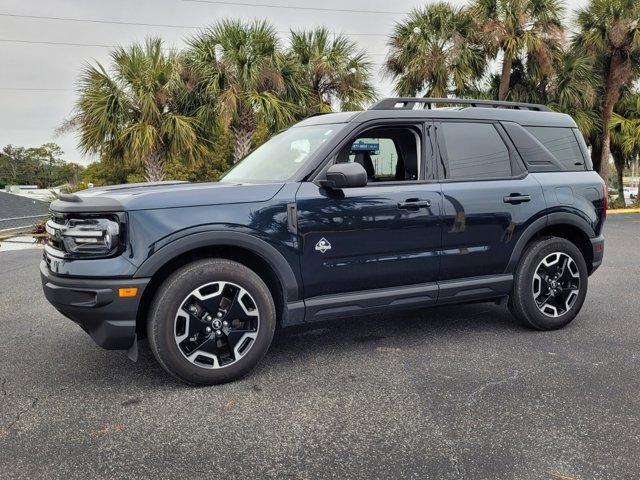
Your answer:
[315,238,331,253]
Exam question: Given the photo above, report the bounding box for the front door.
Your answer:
[296,123,442,300]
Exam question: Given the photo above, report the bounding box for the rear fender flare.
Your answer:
[505,212,596,273]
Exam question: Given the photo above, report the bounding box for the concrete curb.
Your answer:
[607,208,640,215]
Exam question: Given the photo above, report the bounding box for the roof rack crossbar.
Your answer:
[369,97,551,112]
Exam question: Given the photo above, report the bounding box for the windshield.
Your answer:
[221,124,344,182]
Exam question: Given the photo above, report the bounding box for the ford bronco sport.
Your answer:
[41,98,606,385]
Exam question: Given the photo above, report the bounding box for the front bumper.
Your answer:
[40,260,150,350]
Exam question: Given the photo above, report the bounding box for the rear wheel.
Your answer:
[148,259,275,385]
[509,237,588,330]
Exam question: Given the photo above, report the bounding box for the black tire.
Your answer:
[508,236,588,331]
[147,259,276,385]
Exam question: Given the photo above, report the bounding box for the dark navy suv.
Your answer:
[41,98,606,385]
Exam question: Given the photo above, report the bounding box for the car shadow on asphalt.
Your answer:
[133,303,521,386]
[38,302,524,390]
[273,303,519,348]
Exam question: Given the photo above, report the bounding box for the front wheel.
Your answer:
[147,259,276,385]
[509,237,588,331]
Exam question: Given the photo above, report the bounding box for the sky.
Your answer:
[0,0,588,165]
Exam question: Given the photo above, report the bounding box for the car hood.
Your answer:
[50,181,286,213]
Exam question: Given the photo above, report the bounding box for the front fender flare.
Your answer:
[133,230,300,301]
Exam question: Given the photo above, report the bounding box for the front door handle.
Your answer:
[503,194,531,204]
[398,199,431,210]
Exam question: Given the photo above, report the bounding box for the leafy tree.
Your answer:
[0,143,83,188]
[574,0,640,180]
[28,143,65,187]
[471,0,565,101]
[186,20,305,163]
[288,27,376,115]
[386,2,486,97]
[71,38,205,181]
[54,162,85,188]
[611,92,640,202]
[546,47,599,138]
[0,145,32,187]
[494,46,599,138]
[82,158,134,187]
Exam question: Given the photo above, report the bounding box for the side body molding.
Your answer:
[505,211,597,273]
[133,231,300,301]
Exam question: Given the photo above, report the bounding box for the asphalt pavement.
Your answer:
[1,215,639,479]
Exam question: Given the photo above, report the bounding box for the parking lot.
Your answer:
[1,215,639,479]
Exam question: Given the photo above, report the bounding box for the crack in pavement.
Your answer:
[466,371,520,408]
[1,396,38,436]
[440,435,464,479]
[403,360,466,479]
[0,385,73,436]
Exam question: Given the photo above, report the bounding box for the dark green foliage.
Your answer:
[0,143,84,189]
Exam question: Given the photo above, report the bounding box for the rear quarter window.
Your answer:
[524,126,586,171]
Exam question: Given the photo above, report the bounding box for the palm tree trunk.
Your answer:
[599,55,629,186]
[144,151,165,182]
[538,76,549,105]
[636,156,640,205]
[232,106,255,164]
[614,154,625,205]
[590,142,602,173]
[599,119,611,184]
[498,53,513,101]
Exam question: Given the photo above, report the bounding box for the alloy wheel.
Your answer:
[174,281,259,369]
[532,252,581,318]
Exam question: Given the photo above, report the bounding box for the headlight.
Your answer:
[46,215,122,257]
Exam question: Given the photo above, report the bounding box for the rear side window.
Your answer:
[439,122,512,179]
[524,127,585,171]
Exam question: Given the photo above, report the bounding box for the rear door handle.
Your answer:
[503,194,531,204]
[398,199,431,210]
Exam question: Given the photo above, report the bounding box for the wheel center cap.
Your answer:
[212,319,222,329]
[550,280,557,288]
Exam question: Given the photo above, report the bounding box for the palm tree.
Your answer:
[471,0,564,101]
[574,0,640,182]
[186,20,305,164]
[385,2,487,98]
[547,47,599,138]
[72,38,202,181]
[484,45,598,139]
[611,92,640,203]
[288,28,376,116]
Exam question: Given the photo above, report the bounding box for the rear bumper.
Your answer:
[590,234,604,273]
[40,260,150,350]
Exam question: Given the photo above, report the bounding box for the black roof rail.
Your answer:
[369,97,551,112]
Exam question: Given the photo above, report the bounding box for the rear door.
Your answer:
[434,120,544,283]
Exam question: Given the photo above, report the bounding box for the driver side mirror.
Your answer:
[320,163,367,189]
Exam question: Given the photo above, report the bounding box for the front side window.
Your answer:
[439,122,512,179]
[335,127,421,182]
[525,126,586,171]
[222,124,344,182]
